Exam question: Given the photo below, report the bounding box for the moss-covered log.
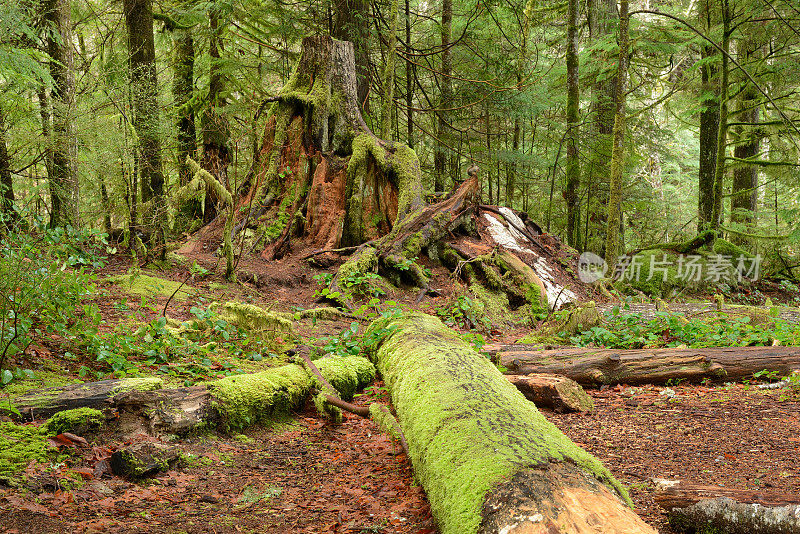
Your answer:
[499,345,800,386]
[367,313,654,534]
[13,357,375,433]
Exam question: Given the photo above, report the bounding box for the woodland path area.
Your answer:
[1,254,800,534]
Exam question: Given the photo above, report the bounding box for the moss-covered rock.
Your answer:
[45,407,104,435]
[367,312,631,534]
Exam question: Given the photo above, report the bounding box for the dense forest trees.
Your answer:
[0,0,799,275]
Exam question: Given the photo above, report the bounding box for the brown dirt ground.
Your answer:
[2,252,800,533]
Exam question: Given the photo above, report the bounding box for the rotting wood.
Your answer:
[368,312,655,534]
[655,480,800,534]
[498,345,800,386]
[505,373,594,412]
[12,357,375,434]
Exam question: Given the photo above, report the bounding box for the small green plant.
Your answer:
[435,295,489,330]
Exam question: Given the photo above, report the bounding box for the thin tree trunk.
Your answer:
[201,2,230,224]
[45,0,79,228]
[173,29,196,187]
[565,0,581,247]
[0,105,15,227]
[434,0,453,191]
[604,0,630,271]
[124,0,167,257]
[405,0,413,147]
[710,0,730,230]
[697,0,718,232]
[380,0,400,139]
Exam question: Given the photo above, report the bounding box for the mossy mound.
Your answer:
[208,356,375,431]
[106,273,191,301]
[0,422,52,486]
[210,301,294,335]
[45,408,104,435]
[368,312,630,534]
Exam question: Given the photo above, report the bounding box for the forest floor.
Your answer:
[1,251,799,533]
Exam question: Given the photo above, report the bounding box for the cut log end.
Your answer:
[479,463,656,534]
[506,374,594,413]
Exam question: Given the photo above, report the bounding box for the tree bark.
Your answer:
[380,0,400,139]
[586,0,616,254]
[182,36,424,260]
[506,373,594,412]
[498,345,800,386]
[729,35,761,249]
[331,0,371,110]
[710,0,730,230]
[697,0,718,232]
[434,0,453,192]
[565,0,581,248]
[0,105,15,227]
[124,0,167,257]
[13,357,375,434]
[44,0,79,228]
[369,313,654,534]
[173,28,197,188]
[656,481,800,534]
[201,2,230,224]
[604,0,629,271]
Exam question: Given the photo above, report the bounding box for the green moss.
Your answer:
[0,422,51,485]
[210,301,294,335]
[45,408,104,434]
[468,284,510,324]
[368,403,403,442]
[713,237,754,259]
[208,356,375,431]
[368,313,631,534]
[1,370,80,400]
[294,307,347,321]
[105,273,191,301]
[518,301,601,344]
[112,377,164,394]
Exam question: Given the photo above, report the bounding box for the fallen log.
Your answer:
[655,480,800,534]
[368,313,655,534]
[13,357,375,433]
[505,374,594,412]
[499,345,800,386]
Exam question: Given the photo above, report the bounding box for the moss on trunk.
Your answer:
[367,312,632,534]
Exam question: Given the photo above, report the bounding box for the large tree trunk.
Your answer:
[181,36,424,259]
[124,0,167,258]
[697,0,719,232]
[368,313,654,534]
[729,35,761,249]
[586,0,616,254]
[498,345,800,386]
[564,0,580,248]
[172,28,196,188]
[44,0,79,228]
[710,0,730,230]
